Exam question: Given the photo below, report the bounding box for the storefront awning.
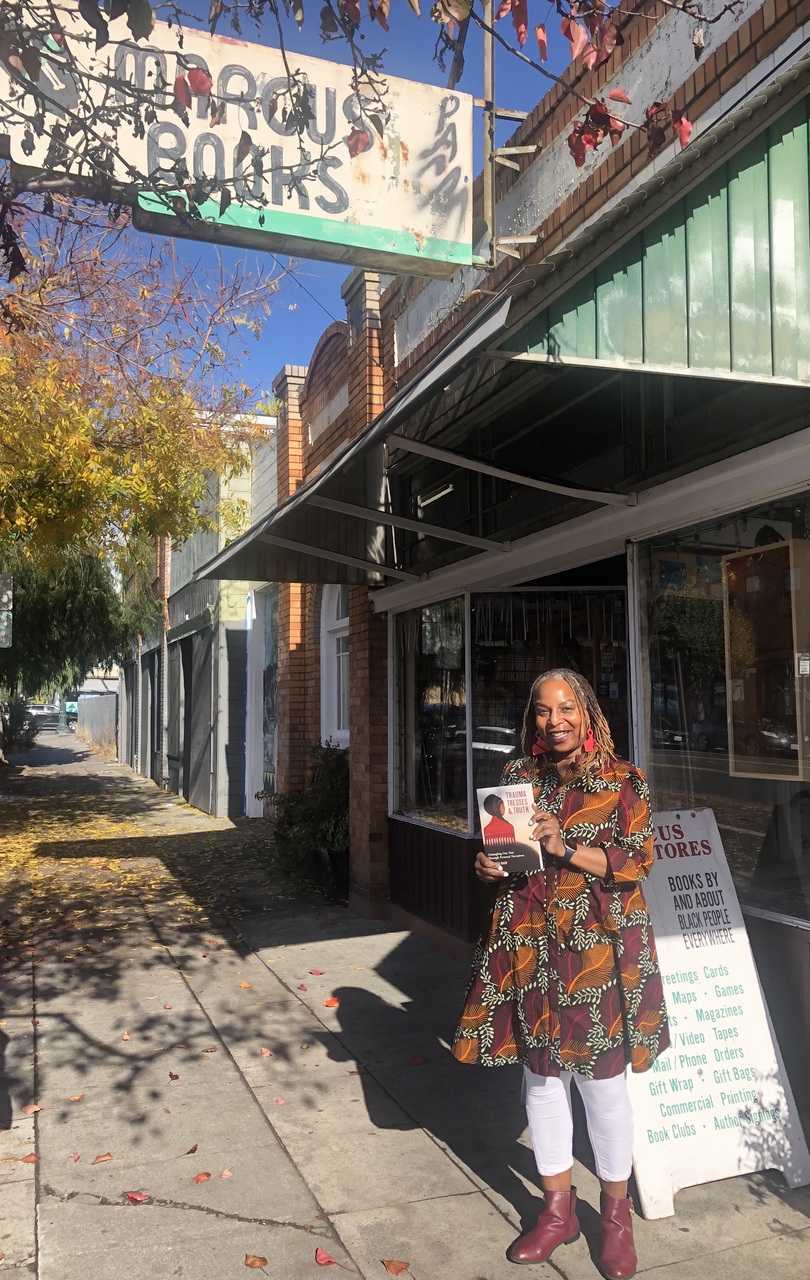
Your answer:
[195,51,810,592]
[194,293,518,586]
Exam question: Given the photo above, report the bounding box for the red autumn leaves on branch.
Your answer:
[492,1,694,171]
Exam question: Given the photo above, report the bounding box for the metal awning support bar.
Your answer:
[387,434,638,507]
[257,533,419,581]
[308,496,510,552]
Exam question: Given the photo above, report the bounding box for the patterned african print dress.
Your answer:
[452,756,670,1079]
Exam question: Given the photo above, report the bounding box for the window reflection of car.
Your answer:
[691,711,728,752]
[451,726,518,756]
[651,715,686,749]
[691,711,798,757]
[756,717,798,757]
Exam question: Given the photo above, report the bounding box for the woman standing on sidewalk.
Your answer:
[452,669,670,1280]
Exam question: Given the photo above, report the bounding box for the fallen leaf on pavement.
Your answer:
[184,1144,198,1155]
[163,1004,172,1010]
[260,1047,273,1057]
[21,1154,39,1164]
[69,1094,85,1103]
[72,1153,80,1162]
[192,1171,211,1183]
[244,1257,268,1270]
[22,1104,42,1115]
[202,1047,217,1054]
[169,1072,180,1081]
[297,983,307,991]
[91,1153,112,1165]
[315,1246,354,1270]
[274,1098,286,1106]
[408,1056,426,1066]
[201,953,208,958]
[382,1264,410,1276]
[220,1167,233,1178]
[126,1191,151,1203]
[122,1031,131,1042]
[172,1043,189,1050]
[240,982,251,989]
[323,997,340,1008]
[309,969,325,975]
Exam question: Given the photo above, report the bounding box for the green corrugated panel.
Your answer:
[595,239,644,363]
[767,100,810,380]
[685,169,731,371]
[547,273,597,359]
[502,95,810,384]
[642,199,688,366]
[518,307,551,355]
[728,136,773,376]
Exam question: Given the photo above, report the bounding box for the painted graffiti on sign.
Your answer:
[1,5,473,276]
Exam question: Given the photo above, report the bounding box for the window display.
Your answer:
[396,597,467,830]
[395,589,629,831]
[640,500,810,924]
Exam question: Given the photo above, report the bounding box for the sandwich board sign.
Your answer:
[628,809,810,1218]
[1,4,473,277]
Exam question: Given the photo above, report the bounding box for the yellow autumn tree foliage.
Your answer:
[0,203,283,563]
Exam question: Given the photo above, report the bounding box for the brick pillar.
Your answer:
[273,365,308,795]
[341,272,390,916]
[347,587,389,916]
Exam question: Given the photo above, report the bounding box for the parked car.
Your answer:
[451,726,519,757]
[691,710,798,757]
[753,716,798,757]
[690,710,728,752]
[651,715,687,749]
[26,702,61,729]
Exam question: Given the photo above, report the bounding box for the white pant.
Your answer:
[523,1066,634,1183]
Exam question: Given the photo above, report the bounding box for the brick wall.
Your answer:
[272,273,391,915]
[347,587,390,914]
[273,366,308,795]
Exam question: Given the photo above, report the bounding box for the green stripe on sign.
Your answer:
[136,192,472,267]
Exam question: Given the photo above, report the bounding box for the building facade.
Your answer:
[195,0,810,1137]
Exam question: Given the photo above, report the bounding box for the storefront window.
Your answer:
[470,592,629,798]
[396,589,629,832]
[640,497,810,923]
[396,597,467,830]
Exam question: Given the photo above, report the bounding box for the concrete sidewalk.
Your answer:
[1,734,809,1279]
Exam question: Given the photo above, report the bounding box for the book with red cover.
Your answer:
[476,784,544,874]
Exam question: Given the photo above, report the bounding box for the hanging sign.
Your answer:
[1,5,473,277]
[628,808,810,1218]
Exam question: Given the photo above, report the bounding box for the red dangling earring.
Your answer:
[583,727,596,753]
[531,731,550,757]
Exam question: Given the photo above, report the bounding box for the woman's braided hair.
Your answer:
[519,667,615,780]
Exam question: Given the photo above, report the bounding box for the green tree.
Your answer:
[0,545,150,695]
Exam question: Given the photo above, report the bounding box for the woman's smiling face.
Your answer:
[534,679,586,762]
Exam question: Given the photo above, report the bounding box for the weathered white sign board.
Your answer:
[629,809,810,1218]
[1,4,473,276]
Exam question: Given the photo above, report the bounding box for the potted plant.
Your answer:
[257,740,349,896]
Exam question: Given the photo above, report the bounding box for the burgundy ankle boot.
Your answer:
[599,1192,637,1280]
[507,1187,580,1265]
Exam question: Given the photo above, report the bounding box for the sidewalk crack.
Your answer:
[39,1184,333,1236]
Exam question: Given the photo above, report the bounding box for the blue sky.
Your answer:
[158,4,571,397]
